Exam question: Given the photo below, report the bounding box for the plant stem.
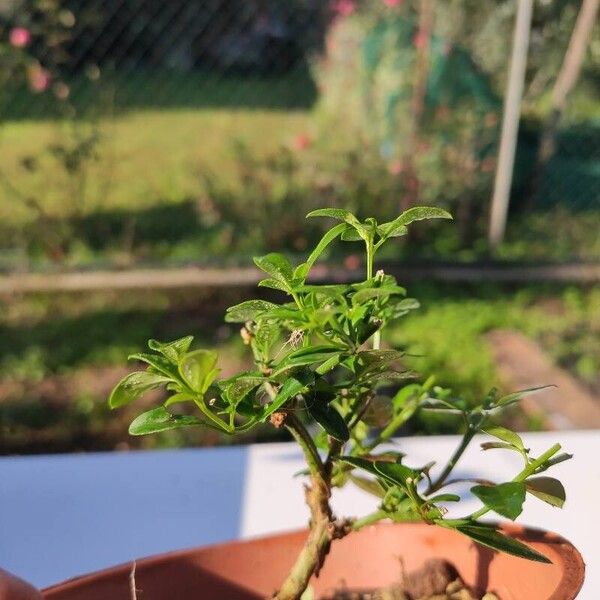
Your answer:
[426,427,476,495]
[275,415,335,599]
[366,240,374,280]
[285,413,327,482]
[275,475,333,600]
[352,509,388,531]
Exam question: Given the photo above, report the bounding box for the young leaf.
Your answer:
[258,278,290,292]
[129,406,207,435]
[525,477,566,508]
[306,208,360,225]
[307,401,349,442]
[340,226,364,242]
[274,345,342,376]
[260,370,314,420]
[376,222,408,239]
[352,286,406,305]
[307,209,368,241]
[373,461,419,489]
[315,353,342,375]
[178,350,219,394]
[338,456,382,478]
[429,493,461,503]
[222,375,265,408]
[129,352,180,380]
[378,207,452,240]
[109,371,171,409]
[225,300,278,323]
[301,222,347,274]
[254,253,294,286]
[482,425,526,451]
[148,336,194,362]
[471,482,526,520]
[455,524,551,564]
[495,385,555,407]
[349,474,386,498]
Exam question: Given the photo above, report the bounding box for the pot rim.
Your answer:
[41,521,585,599]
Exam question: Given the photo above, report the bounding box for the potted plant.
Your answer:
[2,208,584,599]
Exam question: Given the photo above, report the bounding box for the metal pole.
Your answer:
[489,0,534,250]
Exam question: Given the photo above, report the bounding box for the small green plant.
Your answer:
[109,207,571,599]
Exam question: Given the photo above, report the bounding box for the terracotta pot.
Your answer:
[0,569,43,600]
[4,523,585,600]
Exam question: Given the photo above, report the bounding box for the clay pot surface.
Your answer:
[0,569,43,600]
[31,522,584,600]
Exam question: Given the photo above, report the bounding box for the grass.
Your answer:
[0,107,311,229]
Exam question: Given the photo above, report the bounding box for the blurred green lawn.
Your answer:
[0,108,311,228]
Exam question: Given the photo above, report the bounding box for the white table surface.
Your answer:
[0,430,598,597]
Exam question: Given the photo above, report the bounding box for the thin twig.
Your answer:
[129,561,138,600]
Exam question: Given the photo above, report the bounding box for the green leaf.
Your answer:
[352,286,406,305]
[254,253,294,286]
[525,477,566,508]
[307,209,368,241]
[391,298,420,312]
[481,441,521,453]
[148,336,194,362]
[222,375,265,407]
[274,345,342,375]
[495,385,554,407]
[254,320,280,352]
[340,226,363,242]
[307,400,349,441]
[471,482,526,520]
[225,300,278,323]
[373,461,418,489]
[338,456,381,477]
[109,371,171,409]
[315,352,342,375]
[129,406,206,435]
[163,392,194,407]
[260,370,314,420]
[348,474,386,498]
[482,426,526,451]
[358,349,405,366]
[258,278,290,292]
[378,207,452,240]
[455,525,551,564]
[178,350,219,394]
[377,222,408,239]
[429,493,460,503]
[306,208,360,225]
[129,352,180,380]
[302,222,347,274]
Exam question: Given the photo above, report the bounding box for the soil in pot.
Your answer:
[325,558,498,599]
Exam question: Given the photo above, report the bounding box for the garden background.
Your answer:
[0,0,598,454]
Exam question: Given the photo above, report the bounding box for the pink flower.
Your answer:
[388,160,403,176]
[292,133,311,151]
[344,254,361,271]
[334,0,355,17]
[413,31,428,50]
[383,0,402,6]
[9,27,31,48]
[28,66,51,93]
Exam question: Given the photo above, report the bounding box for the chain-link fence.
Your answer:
[0,0,598,274]
[1,0,328,115]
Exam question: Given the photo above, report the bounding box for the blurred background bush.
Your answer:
[0,0,598,454]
